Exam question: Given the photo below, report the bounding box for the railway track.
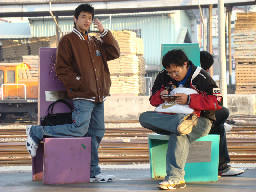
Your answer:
[1,116,256,166]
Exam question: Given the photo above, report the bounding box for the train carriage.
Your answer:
[0,63,38,123]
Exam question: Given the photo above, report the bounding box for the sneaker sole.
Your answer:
[158,183,186,190]
[26,136,38,158]
[90,178,114,183]
[177,114,198,135]
[219,171,244,177]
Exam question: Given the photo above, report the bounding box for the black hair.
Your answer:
[162,49,189,69]
[200,51,214,70]
[74,4,94,27]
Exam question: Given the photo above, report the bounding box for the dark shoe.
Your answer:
[158,180,186,190]
[177,114,198,135]
[226,119,235,125]
[218,164,231,173]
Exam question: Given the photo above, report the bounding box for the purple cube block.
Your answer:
[43,137,91,184]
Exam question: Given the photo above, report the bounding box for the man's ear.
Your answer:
[184,62,188,67]
[73,16,76,23]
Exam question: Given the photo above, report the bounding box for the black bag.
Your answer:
[40,99,73,126]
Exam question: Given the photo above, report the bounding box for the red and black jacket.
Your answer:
[150,61,222,121]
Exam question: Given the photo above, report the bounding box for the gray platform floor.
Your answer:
[0,164,256,192]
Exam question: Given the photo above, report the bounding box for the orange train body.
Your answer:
[0,63,38,122]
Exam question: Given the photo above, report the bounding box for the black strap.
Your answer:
[47,99,73,115]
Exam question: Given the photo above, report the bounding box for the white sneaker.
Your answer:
[90,173,115,183]
[219,167,244,176]
[158,180,186,190]
[26,125,32,135]
[224,123,233,132]
[26,125,38,157]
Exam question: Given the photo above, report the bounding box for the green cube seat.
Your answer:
[148,134,220,182]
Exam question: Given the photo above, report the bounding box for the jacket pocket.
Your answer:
[79,77,88,92]
[104,73,111,95]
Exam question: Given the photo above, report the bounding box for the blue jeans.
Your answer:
[139,111,212,183]
[30,100,105,177]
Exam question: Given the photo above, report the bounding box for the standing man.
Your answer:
[139,49,221,190]
[200,51,244,176]
[26,4,120,182]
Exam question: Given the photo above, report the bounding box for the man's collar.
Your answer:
[72,28,89,40]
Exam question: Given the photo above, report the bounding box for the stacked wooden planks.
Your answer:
[107,31,146,95]
[22,55,39,78]
[0,45,3,61]
[1,40,30,62]
[0,37,56,63]
[234,12,256,94]
[91,31,146,95]
[29,37,56,55]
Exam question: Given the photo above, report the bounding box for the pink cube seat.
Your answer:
[32,137,91,184]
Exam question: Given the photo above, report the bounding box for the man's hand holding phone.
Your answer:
[163,95,178,102]
[160,90,169,101]
[174,93,188,105]
[160,90,188,104]
[160,90,178,102]
[93,18,104,33]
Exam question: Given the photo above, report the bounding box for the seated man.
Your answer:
[139,49,221,190]
[200,51,244,176]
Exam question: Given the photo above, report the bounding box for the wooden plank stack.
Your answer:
[1,40,30,62]
[107,30,146,95]
[138,56,146,95]
[0,37,56,62]
[234,12,256,94]
[29,37,56,55]
[112,30,137,55]
[90,30,146,95]
[0,45,3,61]
[22,55,39,78]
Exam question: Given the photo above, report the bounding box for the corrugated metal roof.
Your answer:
[0,22,31,39]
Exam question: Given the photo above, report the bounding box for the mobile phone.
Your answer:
[162,95,178,98]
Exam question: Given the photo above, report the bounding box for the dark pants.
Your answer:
[209,107,230,171]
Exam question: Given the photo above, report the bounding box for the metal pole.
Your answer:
[228,6,233,90]
[225,11,228,87]
[208,4,213,77]
[49,2,61,44]
[218,0,227,107]
[199,3,206,50]
[49,2,61,32]
[109,15,112,30]
[55,15,60,45]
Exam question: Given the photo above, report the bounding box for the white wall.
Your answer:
[104,94,256,120]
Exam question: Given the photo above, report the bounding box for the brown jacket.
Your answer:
[56,28,120,103]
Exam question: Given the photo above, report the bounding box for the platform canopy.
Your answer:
[0,0,255,17]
